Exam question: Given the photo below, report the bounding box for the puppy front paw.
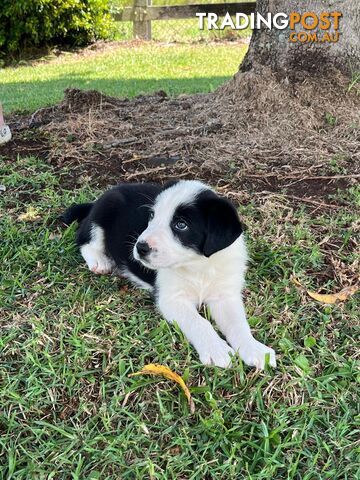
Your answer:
[198,338,235,368]
[238,339,276,370]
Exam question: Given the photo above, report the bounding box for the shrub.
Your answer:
[0,0,114,56]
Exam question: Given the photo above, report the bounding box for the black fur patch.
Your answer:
[172,190,243,257]
[64,183,162,286]
[61,202,94,225]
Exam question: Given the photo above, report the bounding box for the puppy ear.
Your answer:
[202,197,243,257]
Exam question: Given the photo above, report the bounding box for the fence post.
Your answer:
[133,0,152,40]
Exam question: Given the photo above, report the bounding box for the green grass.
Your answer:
[0,42,247,114]
[1,155,359,479]
[114,18,251,42]
[111,0,253,42]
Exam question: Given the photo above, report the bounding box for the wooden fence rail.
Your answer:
[113,1,256,40]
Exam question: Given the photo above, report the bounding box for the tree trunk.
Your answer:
[241,0,360,79]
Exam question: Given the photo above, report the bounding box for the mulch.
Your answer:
[3,67,360,210]
[1,68,359,295]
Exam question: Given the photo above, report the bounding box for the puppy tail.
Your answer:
[61,202,94,225]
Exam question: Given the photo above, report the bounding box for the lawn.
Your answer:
[1,29,359,478]
[0,42,247,114]
[1,154,358,479]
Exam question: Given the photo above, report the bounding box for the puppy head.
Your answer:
[133,181,243,269]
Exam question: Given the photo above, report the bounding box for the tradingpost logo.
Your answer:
[196,11,342,43]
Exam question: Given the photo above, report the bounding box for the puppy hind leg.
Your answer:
[80,225,114,275]
[80,244,114,274]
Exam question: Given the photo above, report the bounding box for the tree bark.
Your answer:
[241,0,360,78]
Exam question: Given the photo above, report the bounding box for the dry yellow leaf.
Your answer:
[129,363,195,413]
[306,285,358,304]
[293,277,358,305]
[18,206,41,222]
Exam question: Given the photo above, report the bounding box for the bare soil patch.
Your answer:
[5,70,360,210]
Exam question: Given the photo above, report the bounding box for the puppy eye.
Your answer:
[174,220,188,231]
[149,211,154,220]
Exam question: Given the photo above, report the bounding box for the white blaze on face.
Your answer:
[134,180,209,269]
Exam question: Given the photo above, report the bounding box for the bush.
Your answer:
[0,0,114,56]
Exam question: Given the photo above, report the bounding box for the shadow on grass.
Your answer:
[1,74,233,114]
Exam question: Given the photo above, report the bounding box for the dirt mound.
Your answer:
[7,71,360,207]
[61,88,117,111]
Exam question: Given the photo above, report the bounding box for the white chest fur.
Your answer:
[156,236,248,306]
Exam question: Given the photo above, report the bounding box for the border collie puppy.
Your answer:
[63,180,276,369]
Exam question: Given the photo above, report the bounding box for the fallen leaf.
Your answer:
[169,446,182,455]
[18,206,41,222]
[306,285,358,304]
[129,363,195,413]
[49,232,61,240]
[293,277,358,304]
[119,284,129,294]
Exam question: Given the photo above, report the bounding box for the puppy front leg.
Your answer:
[157,297,234,368]
[208,297,276,369]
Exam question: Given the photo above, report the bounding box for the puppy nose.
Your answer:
[136,241,151,257]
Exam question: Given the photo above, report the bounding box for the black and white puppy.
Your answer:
[63,180,276,369]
